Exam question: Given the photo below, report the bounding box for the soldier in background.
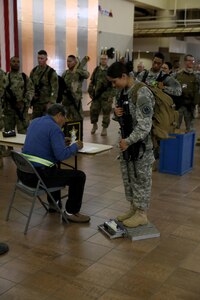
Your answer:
[62,55,90,121]
[0,68,6,130]
[172,59,181,74]
[30,50,58,119]
[161,61,173,75]
[174,54,200,131]
[88,54,116,136]
[136,52,182,98]
[4,56,34,134]
[0,68,7,168]
[134,61,147,77]
[136,52,182,171]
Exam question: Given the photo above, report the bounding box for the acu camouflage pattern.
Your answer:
[115,85,155,210]
[62,57,90,121]
[4,71,34,133]
[137,69,182,97]
[88,66,116,128]
[30,65,58,118]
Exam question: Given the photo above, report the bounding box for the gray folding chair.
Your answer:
[6,151,68,234]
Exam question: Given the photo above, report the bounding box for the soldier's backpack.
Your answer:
[131,82,179,141]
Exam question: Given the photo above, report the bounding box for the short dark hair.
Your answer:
[47,104,66,117]
[164,61,173,70]
[184,54,194,61]
[38,50,47,56]
[154,52,165,61]
[68,55,76,60]
[10,56,19,62]
[107,62,131,78]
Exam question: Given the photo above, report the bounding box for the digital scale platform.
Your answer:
[98,219,160,241]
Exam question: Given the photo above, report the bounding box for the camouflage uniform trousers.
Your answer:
[177,105,194,131]
[32,102,50,119]
[0,101,3,131]
[4,105,29,134]
[120,150,154,210]
[64,102,84,122]
[90,97,113,128]
[0,102,4,158]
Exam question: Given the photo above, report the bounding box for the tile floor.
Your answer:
[0,115,200,299]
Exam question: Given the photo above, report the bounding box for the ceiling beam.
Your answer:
[134,26,200,37]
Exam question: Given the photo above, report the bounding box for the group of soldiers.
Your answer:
[1,49,199,168]
[135,52,200,132]
[0,50,116,167]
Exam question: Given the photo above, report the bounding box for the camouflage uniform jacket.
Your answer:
[0,69,7,129]
[30,65,58,104]
[5,71,34,106]
[0,69,7,99]
[114,82,155,155]
[174,68,200,105]
[137,69,182,97]
[88,66,115,100]
[62,66,89,106]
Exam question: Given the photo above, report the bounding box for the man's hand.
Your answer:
[64,137,71,146]
[76,140,83,150]
[158,82,164,90]
[46,101,52,109]
[114,106,123,117]
[119,139,129,151]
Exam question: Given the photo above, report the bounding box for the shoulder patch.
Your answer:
[141,104,151,116]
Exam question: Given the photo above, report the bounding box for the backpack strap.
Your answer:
[141,70,148,83]
[91,66,99,85]
[32,66,37,73]
[47,67,56,95]
[47,67,55,85]
[32,65,49,85]
[156,72,169,82]
[130,82,146,104]
[142,70,169,83]
[22,72,27,97]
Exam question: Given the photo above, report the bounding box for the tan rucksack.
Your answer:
[131,82,179,140]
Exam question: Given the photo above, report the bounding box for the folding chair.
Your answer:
[6,151,68,234]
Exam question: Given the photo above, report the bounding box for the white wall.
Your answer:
[169,38,186,54]
[99,0,133,35]
[98,0,134,63]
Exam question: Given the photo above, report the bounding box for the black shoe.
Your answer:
[48,200,62,213]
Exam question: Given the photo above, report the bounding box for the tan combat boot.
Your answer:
[101,127,107,136]
[91,123,98,134]
[117,203,137,222]
[123,209,148,228]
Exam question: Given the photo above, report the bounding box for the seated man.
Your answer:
[17,103,90,223]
